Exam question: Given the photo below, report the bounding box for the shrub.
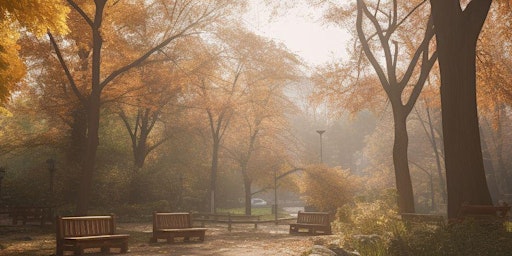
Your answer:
[300,165,360,212]
[389,219,512,256]
[333,189,512,256]
[334,188,404,256]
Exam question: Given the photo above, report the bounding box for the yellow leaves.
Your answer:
[0,106,12,117]
[0,0,69,104]
[299,165,360,212]
[0,20,25,104]
[0,0,69,37]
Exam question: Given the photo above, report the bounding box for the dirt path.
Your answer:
[122,222,316,256]
[0,222,324,256]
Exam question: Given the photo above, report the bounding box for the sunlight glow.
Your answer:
[244,1,351,66]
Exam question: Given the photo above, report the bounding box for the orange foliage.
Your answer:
[299,165,360,212]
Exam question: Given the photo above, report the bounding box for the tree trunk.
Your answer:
[425,105,447,204]
[244,177,252,216]
[209,138,219,213]
[480,127,500,203]
[430,0,493,219]
[392,108,415,213]
[76,94,101,215]
[75,0,106,215]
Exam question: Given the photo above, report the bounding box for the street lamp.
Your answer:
[316,130,326,163]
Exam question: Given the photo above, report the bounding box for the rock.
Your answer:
[309,245,360,256]
[330,247,361,256]
[311,245,337,256]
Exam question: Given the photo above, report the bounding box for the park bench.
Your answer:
[456,204,510,222]
[10,206,53,226]
[192,212,269,231]
[289,211,332,235]
[400,213,445,226]
[56,215,129,256]
[151,212,207,243]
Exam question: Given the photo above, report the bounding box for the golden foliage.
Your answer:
[0,0,69,37]
[0,21,25,104]
[0,0,69,104]
[299,165,360,212]
[476,0,512,127]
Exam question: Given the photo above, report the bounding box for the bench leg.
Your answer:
[120,242,128,253]
[101,246,110,253]
[150,236,157,243]
[74,247,84,255]
[166,235,175,244]
[56,247,64,256]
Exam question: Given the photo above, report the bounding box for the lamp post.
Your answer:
[316,130,325,163]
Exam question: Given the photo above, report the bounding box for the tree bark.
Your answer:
[392,108,415,213]
[75,0,106,215]
[244,177,252,216]
[430,0,493,219]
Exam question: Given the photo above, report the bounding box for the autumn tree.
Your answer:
[48,0,241,214]
[476,1,512,197]
[0,0,68,106]
[220,28,299,214]
[351,0,437,213]
[429,0,493,218]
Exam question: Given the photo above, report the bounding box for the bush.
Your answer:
[300,165,360,212]
[389,220,512,256]
[333,189,512,256]
[334,188,404,255]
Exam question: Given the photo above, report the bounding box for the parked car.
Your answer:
[251,198,267,206]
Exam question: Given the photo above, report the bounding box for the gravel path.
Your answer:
[122,222,317,256]
[0,219,327,255]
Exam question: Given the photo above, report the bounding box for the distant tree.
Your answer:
[476,1,512,196]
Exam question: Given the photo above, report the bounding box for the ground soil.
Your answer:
[0,221,330,256]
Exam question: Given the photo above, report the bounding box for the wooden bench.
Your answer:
[400,213,445,226]
[10,206,53,226]
[289,211,332,235]
[56,215,129,256]
[151,212,207,243]
[457,204,510,222]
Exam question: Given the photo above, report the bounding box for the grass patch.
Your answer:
[216,207,291,220]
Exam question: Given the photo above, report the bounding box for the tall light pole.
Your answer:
[316,130,325,163]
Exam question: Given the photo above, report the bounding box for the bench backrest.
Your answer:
[56,215,116,239]
[297,211,330,225]
[153,212,192,229]
[458,205,510,218]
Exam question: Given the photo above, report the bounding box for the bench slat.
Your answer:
[56,215,129,256]
[290,211,331,235]
[152,212,207,243]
